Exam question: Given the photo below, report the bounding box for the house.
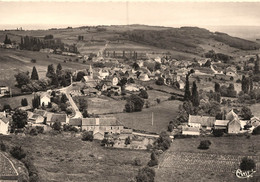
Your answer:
[34,109,48,118]
[227,118,241,134]
[226,110,239,121]
[40,93,51,106]
[182,126,200,136]
[46,113,68,125]
[69,118,82,127]
[214,120,229,130]
[0,111,9,135]
[139,73,150,81]
[81,117,124,139]
[188,115,216,129]
[249,117,260,127]
[28,114,45,124]
[0,86,9,97]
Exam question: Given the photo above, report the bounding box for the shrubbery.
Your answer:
[147,152,158,167]
[240,157,256,171]
[252,126,260,135]
[10,146,26,160]
[82,131,94,141]
[198,140,211,150]
[212,129,224,137]
[136,167,155,182]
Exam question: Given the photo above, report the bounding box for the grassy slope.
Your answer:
[0,134,150,182]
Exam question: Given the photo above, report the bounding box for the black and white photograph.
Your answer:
[0,1,259,181]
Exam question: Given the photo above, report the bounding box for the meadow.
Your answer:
[111,100,182,133]
[0,134,150,182]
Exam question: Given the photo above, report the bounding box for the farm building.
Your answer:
[214,120,229,130]
[82,117,124,139]
[0,111,9,135]
[188,115,216,129]
[46,113,68,125]
[28,114,45,124]
[40,93,51,106]
[69,118,82,127]
[182,126,200,136]
[227,119,241,134]
[0,86,9,97]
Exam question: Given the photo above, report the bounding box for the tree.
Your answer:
[136,167,155,182]
[79,98,88,112]
[191,81,200,107]
[4,35,11,44]
[240,106,253,120]
[184,74,191,101]
[46,64,55,78]
[155,131,171,151]
[82,110,89,118]
[204,60,211,67]
[156,77,164,85]
[56,63,63,75]
[3,104,11,111]
[60,94,68,103]
[212,129,224,137]
[32,95,40,109]
[148,152,158,167]
[240,157,256,171]
[252,126,260,135]
[12,109,28,129]
[118,77,128,87]
[215,82,221,93]
[154,62,161,70]
[31,66,39,80]
[82,131,93,141]
[125,95,144,112]
[21,98,28,106]
[14,72,30,87]
[132,62,140,70]
[198,140,211,150]
[139,89,148,99]
[52,121,61,131]
[124,136,131,145]
[76,71,85,81]
[10,146,26,160]
[51,74,59,87]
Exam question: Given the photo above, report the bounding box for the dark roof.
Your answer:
[69,118,82,126]
[47,113,67,123]
[188,115,216,127]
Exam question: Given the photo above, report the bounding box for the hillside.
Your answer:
[1,25,259,58]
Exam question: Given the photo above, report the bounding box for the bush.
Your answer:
[252,126,260,135]
[147,152,158,167]
[21,98,28,106]
[156,98,161,104]
[212,129,224,137]
[156,77,164,85]
[240,157,256,171]
[31,59,36,63]
[82,131,94,141]
[52,121,61,131]
[139,90,148,99]
[10,146,26,160]
[29,128,38,136]
[125,136,131,145]
[198,140,211,150]
[21,157,39,182]
[134,158,142,166]
[36,126,44,134]
[0,141,6,151]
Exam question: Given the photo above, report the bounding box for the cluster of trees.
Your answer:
[238,89,260,104]
[125,94,144,112]
[15,64,70,92]
[20,35,65,51]
[204,50,232,63]
[11,109,28,131]
[4,35,12,44]
[220,83,237,98]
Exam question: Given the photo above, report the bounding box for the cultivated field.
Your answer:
[156,135,260,182]
[0,134,150,182]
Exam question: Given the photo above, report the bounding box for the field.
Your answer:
[111,100,182,133]
[156,135,260,182]
[0,48,91,94]
[0,94,34,109]
[250,103,260,118]
[0,134,150,182]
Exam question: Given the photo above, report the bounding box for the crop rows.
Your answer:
[160,152,259,173]
[0,153,17,176]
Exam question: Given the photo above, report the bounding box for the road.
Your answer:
[59,84,82,118]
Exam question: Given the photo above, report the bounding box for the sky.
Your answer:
[0,2,260,30]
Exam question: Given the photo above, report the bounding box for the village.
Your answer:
[0,25,260,181]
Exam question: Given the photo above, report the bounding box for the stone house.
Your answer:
[182,126,200,135]
[188,115,216,130]
[40,93,51,106]
[0,111,9,135]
